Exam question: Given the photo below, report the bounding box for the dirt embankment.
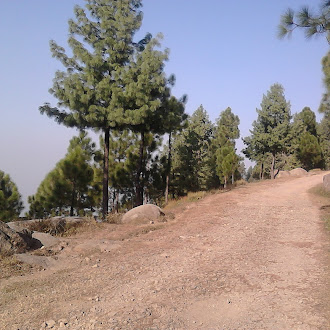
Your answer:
[1,173,330,329]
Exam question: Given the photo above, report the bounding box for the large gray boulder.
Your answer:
[289,168,308,177]
[276,171,291,179]
[323,174,330,192]
[32,232,59,248]
[0,221,35,255]
[122,204,165,224]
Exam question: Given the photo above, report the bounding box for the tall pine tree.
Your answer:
[171,105,213,194]
[243,84,291,179]
[39,0,169,217]
[212,107,240,188]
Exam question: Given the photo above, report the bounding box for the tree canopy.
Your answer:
[39,0,170,217]
[243,84,291,179]
[213,107,240,187]
[0,170,23,222]
[28,132,95,218]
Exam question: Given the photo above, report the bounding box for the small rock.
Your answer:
[92,264,99,268]
[58,319,68,327]
[46,320,56,328]
[85,257,91,262]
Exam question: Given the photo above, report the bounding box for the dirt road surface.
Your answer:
[1,173,330,329]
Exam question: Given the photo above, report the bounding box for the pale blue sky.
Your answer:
[0,0,328,212]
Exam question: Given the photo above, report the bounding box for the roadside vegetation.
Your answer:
[309,184,330,231]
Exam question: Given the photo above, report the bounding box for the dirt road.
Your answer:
[1,173,329,329]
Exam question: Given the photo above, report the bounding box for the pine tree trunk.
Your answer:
[165,132,172,205]
[135,131,145,206]
[260,162,264,180]
[102,128,110,219]
[115,189,119,213]
[231,172,234,185]
[70,181,76,217]
[224,176,227,189]
[271,154,275,180]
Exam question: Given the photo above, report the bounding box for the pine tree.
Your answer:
[0,170,23,222]
[171,105,213,194]
[243,84,291,179]
[39,0,169,217]
[297,132,323,170]
[161,94,187,204]
[212,107,240,187]
[318,52,330,169]
[288,107,324,170]
[28,133,95,218]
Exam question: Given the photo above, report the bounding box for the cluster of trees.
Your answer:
[27,105,243,218]
[243,83,329,180]
[38,0,189,218]
[1,0,329,222]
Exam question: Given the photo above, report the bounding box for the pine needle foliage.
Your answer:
[0,171,23,222]
[39,0,169,217]
[278,1,330,43]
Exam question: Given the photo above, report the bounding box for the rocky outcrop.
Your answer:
[0,221,36,255]
[289,168,308,177]
[32,232,59,248]
[122,204,165,224]
[276,171,291,179]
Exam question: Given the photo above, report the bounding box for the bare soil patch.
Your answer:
[1,172,330,329]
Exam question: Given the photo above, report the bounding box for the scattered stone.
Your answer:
[92,264,99,268]
[121,204,165,224]
[323,173,330,192]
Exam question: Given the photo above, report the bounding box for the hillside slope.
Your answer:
[1,173,330,329]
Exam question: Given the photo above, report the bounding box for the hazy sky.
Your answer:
[0,0,328,212]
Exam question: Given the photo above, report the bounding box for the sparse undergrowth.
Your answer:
[309,184,330,231]
[28,218,100,237]
[164,181,247,211]
[0,255,34,280]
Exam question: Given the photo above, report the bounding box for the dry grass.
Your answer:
[0,255,34,280]
[309,183,330,231]
[164,190,213,211]
[105,213,123,224]
[27,218,98,237]
[163,183,248,212]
